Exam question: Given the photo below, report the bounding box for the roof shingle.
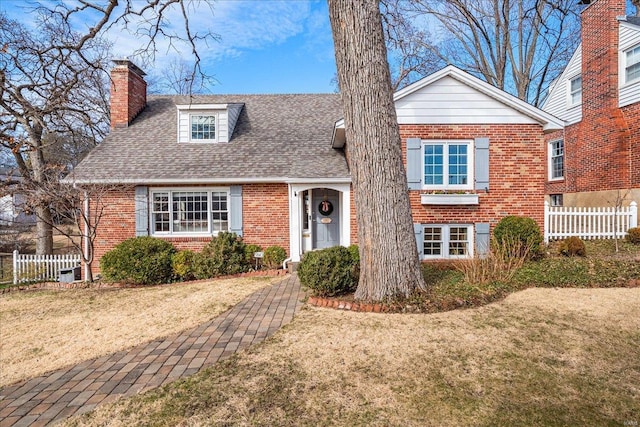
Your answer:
[70,94,349,183]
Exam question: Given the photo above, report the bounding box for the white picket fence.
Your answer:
[13,250,82,284]
[544,201,638,243]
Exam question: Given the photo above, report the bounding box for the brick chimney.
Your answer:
[576,0,631,191]
[110,60,147,128]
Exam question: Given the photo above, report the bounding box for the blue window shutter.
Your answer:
[135,186,149,236]
[406,138,422,190]
[476,223,491,257]
[414,223,424,260]
[229,185,243,236]
[475,137,490,191]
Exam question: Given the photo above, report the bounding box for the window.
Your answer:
[151,188,229,235]
[625,45,640,84]
[568,76,582,106]
[550,194,563,207]
[423,225,472,259]
[423,141,473,190]
[190,115,216,141]
[549,139,564,180]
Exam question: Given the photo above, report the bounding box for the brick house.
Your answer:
[543,0,640,207]
[69,61,561,275]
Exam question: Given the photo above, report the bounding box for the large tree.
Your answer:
[328,0,426,301]
[0,12,111,254]
[383,0,582,105]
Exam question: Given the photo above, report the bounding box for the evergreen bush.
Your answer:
[263,246,287,269]
[172,250,197,281]
[493,216,543,259]
[193,232,249,279]
[298,246,357,297]
[100,237,176,285]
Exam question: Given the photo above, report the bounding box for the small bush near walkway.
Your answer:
[193,232,250,279]
[298,246,358,297]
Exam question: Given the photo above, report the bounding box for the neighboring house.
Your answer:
[0,168,36,226]
[543,0,640,207]
[69,60,562,276]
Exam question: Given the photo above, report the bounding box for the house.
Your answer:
[0,167,36,227]
[542,0,640,207]
[69,60,562,276]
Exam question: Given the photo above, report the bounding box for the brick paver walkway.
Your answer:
[0,274,304,427]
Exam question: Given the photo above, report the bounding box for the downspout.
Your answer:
[83,191,90,281]
[282,257,292,272]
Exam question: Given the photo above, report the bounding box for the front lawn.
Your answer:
[64,287,640,426]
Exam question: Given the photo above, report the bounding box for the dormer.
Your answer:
[176,103,244,143]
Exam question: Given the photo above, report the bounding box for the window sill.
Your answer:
[421,193,479,205]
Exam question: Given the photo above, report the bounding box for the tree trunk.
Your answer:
[328,0,426,301]
[35,205,54,255]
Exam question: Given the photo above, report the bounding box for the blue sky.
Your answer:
[0,0,338,94]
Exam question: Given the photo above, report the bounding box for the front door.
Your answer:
[312,189,340,249]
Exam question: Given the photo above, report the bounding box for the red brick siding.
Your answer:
[400,124,546,231]
[110,64,147,128]
[90,183,290,277]
[547,0,636,195]
[242,183,290,252]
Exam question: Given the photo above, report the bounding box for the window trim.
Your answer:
[422,224,474,260]
[548,139,564,181]
[150,187,230,237]
[624,44,640,85]
[549,194,563,207]
[421,140,474,191]
[189,113,218,143]
[567,75,582,107]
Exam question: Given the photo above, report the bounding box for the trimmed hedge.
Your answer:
[493,216,543,259]
[298,246,358,297]
[264,246,287,269]
[558,236,586,257]
[101,237,176,285]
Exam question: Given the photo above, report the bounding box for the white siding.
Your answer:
[619,22,640,107]
[541,46,582,124]
[177,109,230,143]
[394,76,538,125]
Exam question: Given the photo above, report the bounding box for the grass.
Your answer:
[64,287,640,426]
[0,276,275,386]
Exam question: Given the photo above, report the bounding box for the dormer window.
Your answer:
[568,75,582,106]
[625,45,640,84]
[190,114,216,141]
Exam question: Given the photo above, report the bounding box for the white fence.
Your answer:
[544,201,638,243]
[13,250,82,285]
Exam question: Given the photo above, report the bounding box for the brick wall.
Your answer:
[547,0,636,197]
[90,183,290,277]
[110,61,147,128]
[400,124,546,231]
[241,183,290,251]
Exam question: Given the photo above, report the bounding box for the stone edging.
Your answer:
[0,269,287,294]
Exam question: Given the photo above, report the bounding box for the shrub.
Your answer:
[172,250,197,281]
[493,216,543,259]
[244,244,263,268]
[626,227,640,245]
[263,246,287,269]
[455,237,530,285]
[558,236,587,257]
[193,232,249,279]
[101,237,176,285]
[347,244,360,283]
[298,246,357,297]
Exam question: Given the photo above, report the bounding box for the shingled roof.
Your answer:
[69,93,349,184]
